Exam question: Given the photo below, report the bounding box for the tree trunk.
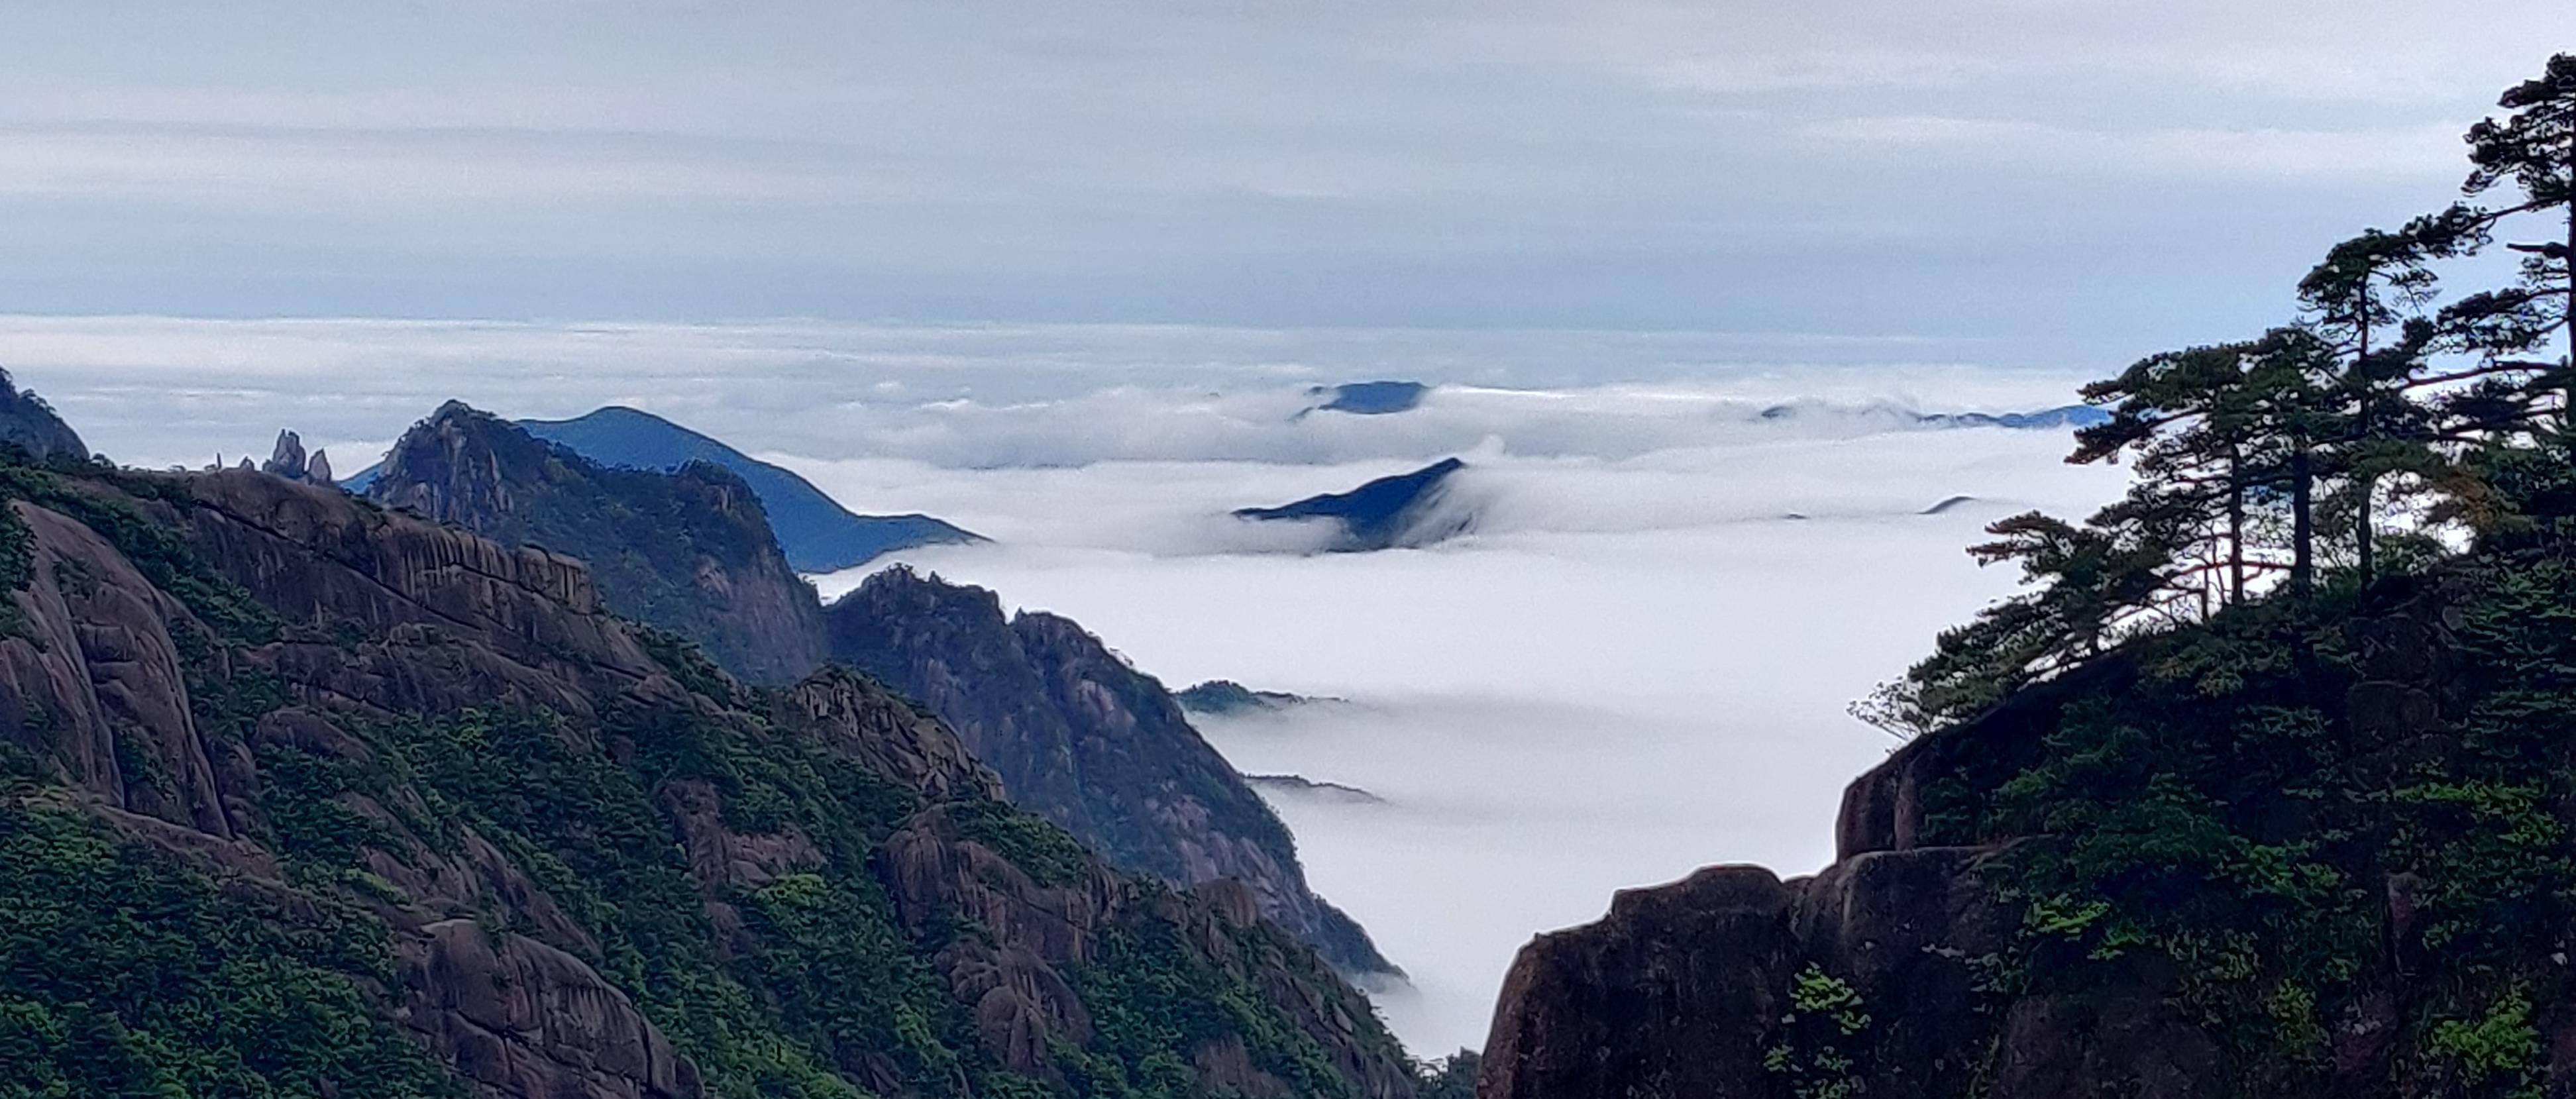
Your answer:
[2355,287,2375,586]
[2292,446,2315,596]
[2227,449,2246,603]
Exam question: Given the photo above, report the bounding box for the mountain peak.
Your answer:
[0,368,89,461]
[515,405,982,572]
[367,403,828,684]
[1234,457,1475,552]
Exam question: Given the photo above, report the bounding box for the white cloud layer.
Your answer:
[801,425,2127,1053]
[0,314,2098,472]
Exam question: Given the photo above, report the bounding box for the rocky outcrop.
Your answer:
[1479,579,2551,1099]
[0,451,1413,1099]
[0,368,87,460]
[403,919,698,1099]
[1481,851,2021,1099]
[824,566,1397,976]
[364,401,828,684]
[262,429,311,480]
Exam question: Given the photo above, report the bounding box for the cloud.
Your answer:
[0,314,2096,472]
[1797,116,2464,182]
[796,423,2125,1051]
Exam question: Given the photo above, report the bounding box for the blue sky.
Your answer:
[0,1,2563,365]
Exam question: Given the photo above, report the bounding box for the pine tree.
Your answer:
[2461,52,2576,426]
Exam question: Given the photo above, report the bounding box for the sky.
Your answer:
[4,1,2567,1059]
[4,1,2567,366]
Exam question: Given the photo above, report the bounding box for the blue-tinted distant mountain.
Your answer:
[1234,457,1472,552]
[347,405,979,572]
[1917,405,2112,430]
[1756,401,2111,431]
[1297,380,1428,417]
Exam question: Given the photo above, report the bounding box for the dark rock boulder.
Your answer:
[1480,577,2555,1099]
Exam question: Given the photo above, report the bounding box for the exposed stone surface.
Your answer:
[0,368,87,460]
[0,458,1413,1099]
[826,565,1397,975]
[1479,590,2500,1099]
[364,401,828,684]
[263,429,311,480]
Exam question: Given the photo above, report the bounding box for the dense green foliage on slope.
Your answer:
[1890,544,2576,1094]
[0,432,1417,1098]
[0,794,462,1099]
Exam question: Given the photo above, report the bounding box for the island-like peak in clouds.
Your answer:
[0,430,1415,1098]
[519,405,982,573]
[364,400,830,684]
[0,368,87,460]
[1234,457,1474,552]
[1299,380,1430,417]
[823,565,1400,977]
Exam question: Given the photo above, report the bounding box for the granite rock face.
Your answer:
[824,566,1398,976]
[0,456,1415,1099]
[364,401,829,684]
[0,368,88,460]
[1479,584,2542,1099]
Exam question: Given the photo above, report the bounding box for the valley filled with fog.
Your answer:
[795,428,2124,1053]
[4,317,2129,1056]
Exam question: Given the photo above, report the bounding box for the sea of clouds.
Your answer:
[0,315,2129,1056]
[800,429,2123,1053]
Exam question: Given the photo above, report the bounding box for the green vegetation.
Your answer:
[1850,53,2576,1097]
[366,403,816,682]
[1762,965,1871,1099]
[1857,54,2576,741]
[0,432,1400,1098]
[0,799,458,1098]
[1064,908,1385,1099]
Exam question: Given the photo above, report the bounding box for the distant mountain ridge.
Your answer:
[1234,457,1474,552]
[364,401,832,684]
[347,405,979,573]
[1299,381,1430,417]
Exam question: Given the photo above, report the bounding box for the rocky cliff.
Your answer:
[364,401,830,684]
[1483,553,2576,1098]
[0,368,87,460]
[0,448,1416,1098]
[824,566,1397,977]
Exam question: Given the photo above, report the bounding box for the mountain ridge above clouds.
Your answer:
[1234,457,1477,552]
[346,403,979,572]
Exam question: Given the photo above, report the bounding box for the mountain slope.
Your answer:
[0,368,86,460]
[364,401,830,684]
[1483,552,2576,1098]
[0,449,1417,1099]
[822,567,1396,976]
[519,406,980,573]
[1234,458,1472,552]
